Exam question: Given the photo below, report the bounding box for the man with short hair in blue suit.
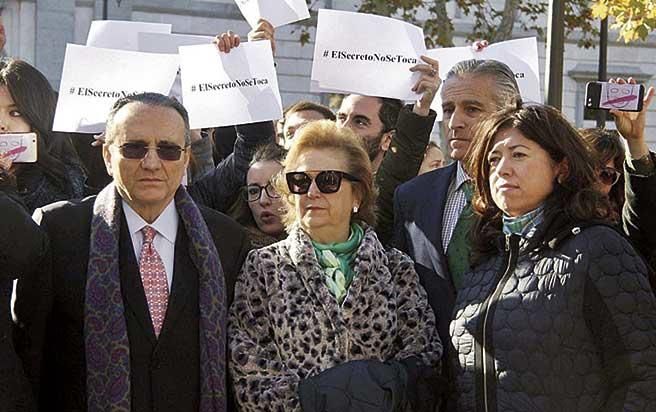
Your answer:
[393,59,521,408]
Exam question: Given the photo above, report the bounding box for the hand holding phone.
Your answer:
[586,81,645,112]
[0,132,38,163]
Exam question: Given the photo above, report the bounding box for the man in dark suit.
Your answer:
[15,93,249,412]
[393,60,521,390]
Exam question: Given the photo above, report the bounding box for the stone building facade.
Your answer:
[4,0,656,145]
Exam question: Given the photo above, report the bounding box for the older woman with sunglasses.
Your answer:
[450,104,656,411]
[229,120,442,412]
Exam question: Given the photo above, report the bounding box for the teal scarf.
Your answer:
[312,223,364,304]
[502,205,545,238]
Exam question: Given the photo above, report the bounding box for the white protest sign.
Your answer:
[138,32,216,102]
[179,41,283,129]
[137,32,214,54]
[427,37,542,120]
[311,9,426,100]
[86,20,172,51]
[53,44,180,133]
[235,0,310,28]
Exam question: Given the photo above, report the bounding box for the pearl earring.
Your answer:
[353,205,359,213]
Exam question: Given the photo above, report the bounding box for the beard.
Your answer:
[362,132,385,161]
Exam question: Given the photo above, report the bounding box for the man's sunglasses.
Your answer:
[117,142,188,161]
[285,170,359,195]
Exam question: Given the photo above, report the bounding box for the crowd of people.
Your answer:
[1,13,656,412]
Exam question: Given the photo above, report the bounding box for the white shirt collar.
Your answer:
[122,200,178,244]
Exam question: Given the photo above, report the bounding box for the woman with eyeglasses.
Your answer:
[0,59,86,212]
[229,120,442,412]
[228,143,287,248]
[450,104,656,411]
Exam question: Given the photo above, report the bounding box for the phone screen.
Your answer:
[0,133,38,163]
[598,83,641,111]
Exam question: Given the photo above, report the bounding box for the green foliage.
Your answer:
[593,0,656,43]
[356,0,599,48]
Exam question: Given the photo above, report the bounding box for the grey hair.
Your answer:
[104,92,191,145]
[445,59,521,109]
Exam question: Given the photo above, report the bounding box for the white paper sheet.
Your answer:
[235,0,310,28]
[53,44,180,133]
[86,20,172,51]
[427,37,542,120]
[137,32,215,54]
[138,32,216,102]
[179,41,283,129]
[310,9,426,100]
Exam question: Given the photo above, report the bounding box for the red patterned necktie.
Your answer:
[139,226,169,337]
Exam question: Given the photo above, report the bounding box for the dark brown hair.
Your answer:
[284,100,336,122]
[275,120,377,229]
[580,128,625,222]
[466,104,611,264]
[0,59,83,191]
[229,143,287,228]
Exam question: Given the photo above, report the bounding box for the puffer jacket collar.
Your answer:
[493,210,615,257]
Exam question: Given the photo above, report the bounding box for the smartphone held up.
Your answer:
[0,132,38,163]
[585,81,644,112]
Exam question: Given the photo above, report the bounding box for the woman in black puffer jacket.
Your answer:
[449,104,656,412]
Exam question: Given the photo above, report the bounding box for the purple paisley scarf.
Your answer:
[85,183,227,412]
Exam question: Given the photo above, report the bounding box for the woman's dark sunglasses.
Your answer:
[599,167,621,186]
[285,170,359,194]
[118,142,187,161]
[243,182,280,202]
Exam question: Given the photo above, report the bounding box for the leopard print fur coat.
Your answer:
[228,224,442,411]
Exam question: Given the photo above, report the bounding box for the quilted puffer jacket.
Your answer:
[450,219,656,412]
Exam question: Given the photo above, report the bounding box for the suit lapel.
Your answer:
[159,224,195,337]
[413,163,457,280]
[119,215,157,345]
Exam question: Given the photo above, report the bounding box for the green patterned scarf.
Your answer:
[312,223,364,304]
[502,205,545,239]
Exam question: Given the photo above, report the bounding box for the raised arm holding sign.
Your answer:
[235,0,310,28]
[179,41,283,129]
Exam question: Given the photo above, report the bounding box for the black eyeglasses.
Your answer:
[243,182,280,202]
[285,170,359,195]
[599,167,621,186]
[117,142,187,161]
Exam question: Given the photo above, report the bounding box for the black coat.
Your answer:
[450,217,656,411]
[622,151,656,290]
[393,163,460,411]
[393,164,458,361]
[0,191,47,412]
[374,105,437,246]
[14,196,250,412]
[298,358,443,412]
